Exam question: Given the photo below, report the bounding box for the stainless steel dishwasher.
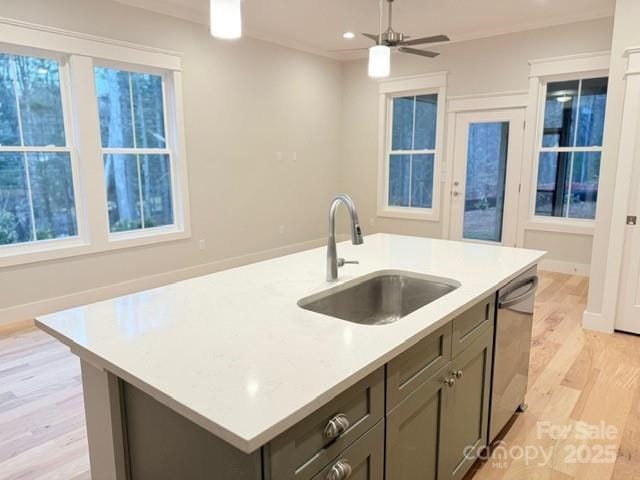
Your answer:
[489,266,539,442]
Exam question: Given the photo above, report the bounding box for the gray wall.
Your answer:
[0,0,343,313]
[340,18,614,264]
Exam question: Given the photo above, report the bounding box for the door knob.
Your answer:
[452,191,460,197]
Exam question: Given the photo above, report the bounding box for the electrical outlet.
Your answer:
[291,151,297,163]
[198,239,206,251]
[279,225,285,235]
[369,217,376,226]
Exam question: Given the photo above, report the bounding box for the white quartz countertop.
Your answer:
[37,234,545,453]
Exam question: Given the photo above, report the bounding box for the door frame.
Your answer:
[442,92,529,246]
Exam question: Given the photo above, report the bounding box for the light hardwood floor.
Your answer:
[0,273,638,479]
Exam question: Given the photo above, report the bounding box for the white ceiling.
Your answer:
[115,0,615,59]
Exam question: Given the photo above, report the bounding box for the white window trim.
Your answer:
[377,72,447,221]
[0,18,190,268]
[517,52,610,242]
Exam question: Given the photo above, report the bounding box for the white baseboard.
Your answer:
[539,259,590,277]
[582,310,614,333]
[0,236,333,327]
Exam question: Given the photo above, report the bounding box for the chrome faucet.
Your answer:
[327,194,364,282]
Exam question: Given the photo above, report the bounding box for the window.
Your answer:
[0,19,189,267]
[388,94,437,209]
[534,77,608,220]
[0,53,78,247]
[95,67,175,234]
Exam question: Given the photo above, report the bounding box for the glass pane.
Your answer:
[542,80,579,148]
[0,54,20,146]
[463,122,509,242]
[391,96,414,150]
[535,151,572,217]
[414,94,437,150]
[140,154,173,228]
[131,73,166,149]
[388,154,410,207]
[27,153,78,240]
[14,56,66,147]
[568,152,600,219]
[95,67,134,148]
[576,77,608,147]
[410,154,434,208]
[0,153,33,244]
[104,154,142,232]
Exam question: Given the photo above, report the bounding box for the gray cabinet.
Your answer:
[266,368,384,480]
[386,300,495,480]
[442,325,494,480]
[386,364,449,480]
[311,421,384,480]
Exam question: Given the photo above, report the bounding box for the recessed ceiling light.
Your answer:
[343,32,355,39]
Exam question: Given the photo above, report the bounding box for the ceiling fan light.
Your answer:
[368,45,390,78]
[210,0,242,39]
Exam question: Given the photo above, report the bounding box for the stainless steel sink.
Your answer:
[298,270,459,325]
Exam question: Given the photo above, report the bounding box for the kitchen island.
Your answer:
[37,234,545,480]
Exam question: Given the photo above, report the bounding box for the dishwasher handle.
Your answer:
[498,276,539,310]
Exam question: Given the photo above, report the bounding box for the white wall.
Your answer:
[0,0,344,321]
[583,0,640,332]
[340,18,613,270]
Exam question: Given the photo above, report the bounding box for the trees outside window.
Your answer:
[95,67,174,234]
[0,53,77,246]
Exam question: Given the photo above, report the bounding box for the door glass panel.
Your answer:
[463,122,509,242]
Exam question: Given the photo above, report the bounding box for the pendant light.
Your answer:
[368,0,390,78]
[368,45,391,78]
[210,0,242,39]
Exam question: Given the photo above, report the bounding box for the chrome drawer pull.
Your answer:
[323,413,350,439]
[326,459,352,480]
[453,369,463,379]
[444,377,456,388]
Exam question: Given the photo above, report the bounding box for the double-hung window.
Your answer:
[388,94,437,209]
[378,73,446,220]
[534,76,608,220]
[0,52,79,247]
[0,20,189,268]
[95,67,175,234]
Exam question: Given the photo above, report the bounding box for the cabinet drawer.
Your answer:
[311,421,384,480]
[386,323,452,410]
[266,368,384,480]
[451,294,495,357]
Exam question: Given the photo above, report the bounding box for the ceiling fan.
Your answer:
[336,0,450,77]
[362,0,451,59]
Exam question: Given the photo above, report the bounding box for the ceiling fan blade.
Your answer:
[401,34,450,46]
[361,32,380,42]
[398,47,440,58]
[329,47,370,52]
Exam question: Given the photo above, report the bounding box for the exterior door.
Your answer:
[450,109,525,246]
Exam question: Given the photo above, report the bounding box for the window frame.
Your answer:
[517,52,611,241]
[0,19,190,268]
[0,45,88,258]
[377,73,447,221]
[94,60,182,241]
[529,70,608,230]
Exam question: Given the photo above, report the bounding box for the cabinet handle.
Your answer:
[453,369,463,379]
[444,377,456,388]
[326,459,352,480]
[323,413,350,439]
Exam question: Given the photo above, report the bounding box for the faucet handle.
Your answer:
[337,258,359,268]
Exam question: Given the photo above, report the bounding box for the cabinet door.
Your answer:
[442,325,494,480]
[386,364,451,480]
[311,421,384,480]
